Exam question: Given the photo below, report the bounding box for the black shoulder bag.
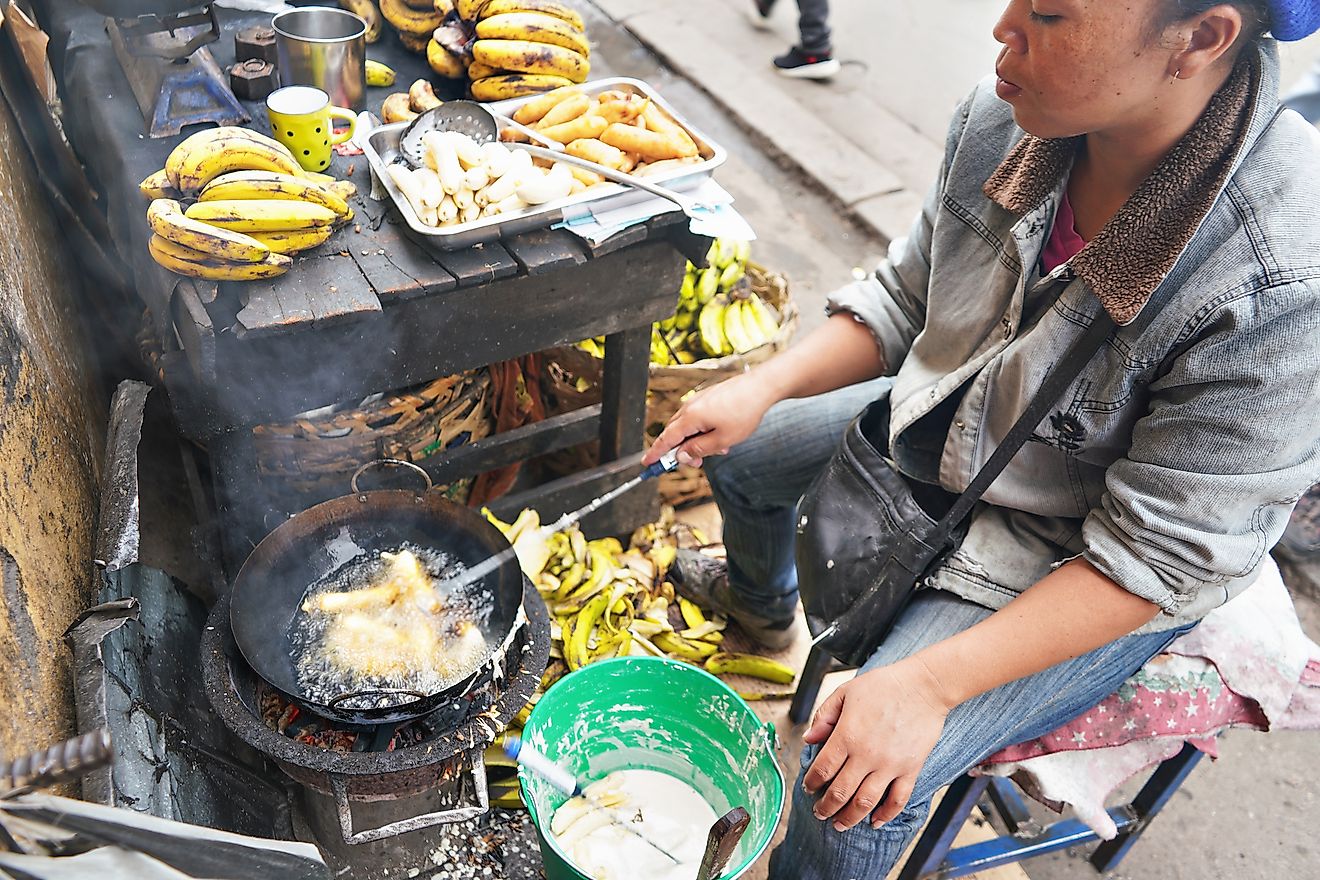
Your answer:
[796,310,1120,667]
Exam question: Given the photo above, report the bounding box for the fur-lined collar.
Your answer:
[983,55,1260,325]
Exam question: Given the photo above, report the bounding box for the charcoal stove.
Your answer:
[201,579,550,851]
[88,1,249,136]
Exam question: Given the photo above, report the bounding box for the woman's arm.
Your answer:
[643,312,886,467]
[803,558,1160,832]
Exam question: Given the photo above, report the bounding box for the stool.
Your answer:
[789,645,1206,878]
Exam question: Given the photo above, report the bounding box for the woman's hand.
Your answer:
[642,371,782,468]
[802,658,952,831]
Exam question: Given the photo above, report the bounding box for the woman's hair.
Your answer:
[1156,1,1273,48]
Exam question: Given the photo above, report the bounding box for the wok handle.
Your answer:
[331,750,490,845]
[327,688,428,709]
[350,459,433,495]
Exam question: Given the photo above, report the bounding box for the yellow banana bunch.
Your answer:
[248,227,335,255]
[184,199,339,233]
[164,126,304,194]
[470,72,575,100]
[138,168,179,199]
[472,38,588,83]
[148,234,292,281]
[426,39,469,78]
[338,0,383,42]
[455,0,490,19]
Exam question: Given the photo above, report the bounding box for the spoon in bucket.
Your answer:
[504,736,682,865]
[398,101,717,221]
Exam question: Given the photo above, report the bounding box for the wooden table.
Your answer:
[46,3,710,576]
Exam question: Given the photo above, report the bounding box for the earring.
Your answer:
[1172,68,1182,82]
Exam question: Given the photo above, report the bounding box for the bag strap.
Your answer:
[927,304,1119,547]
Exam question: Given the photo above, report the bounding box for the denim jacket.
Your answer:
[829,42,1320,633]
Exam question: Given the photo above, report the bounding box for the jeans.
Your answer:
[763,0,832,53]
[702,381,1191,877]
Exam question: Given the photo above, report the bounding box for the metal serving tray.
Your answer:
[361,77,728,250]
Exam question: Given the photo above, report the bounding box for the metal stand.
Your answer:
[897,743,1205,878]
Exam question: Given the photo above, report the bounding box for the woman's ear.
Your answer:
[1170,4,1244,80]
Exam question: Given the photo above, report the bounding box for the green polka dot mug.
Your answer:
[266,86,356,173]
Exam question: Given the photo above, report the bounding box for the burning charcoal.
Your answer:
[276,704,300,734]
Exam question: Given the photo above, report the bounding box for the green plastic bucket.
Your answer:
[519,656,784,880]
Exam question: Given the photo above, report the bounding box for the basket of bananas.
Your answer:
[539,239,797,506]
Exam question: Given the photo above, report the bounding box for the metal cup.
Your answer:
[272,6,367,113]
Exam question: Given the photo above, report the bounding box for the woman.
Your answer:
[643,0,1320,876]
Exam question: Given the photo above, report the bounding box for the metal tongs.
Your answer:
[398,101,716,220]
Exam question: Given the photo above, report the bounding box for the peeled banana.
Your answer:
[148,234,292,281]
[146,198,270,264]
[184,199,339,233]
[478,0,584,31]
[198,170,349,216]
[472,38,588,83]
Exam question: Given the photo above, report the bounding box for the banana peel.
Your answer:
[705,652,796,685]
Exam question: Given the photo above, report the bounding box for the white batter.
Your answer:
[550,769,720,880]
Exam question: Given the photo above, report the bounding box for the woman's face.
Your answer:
[992,0,1184,138]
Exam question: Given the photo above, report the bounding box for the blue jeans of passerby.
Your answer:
[702,381,1192,878]
[763,0,832,53]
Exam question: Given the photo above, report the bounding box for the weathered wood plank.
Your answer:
[349,214,458,303]
[502,228,589,276]
[170,281,216,383]
[421,404,602,486]
[428,238,520,288]
[599,326,651,463]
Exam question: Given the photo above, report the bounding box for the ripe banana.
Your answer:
[380,0,443,34]
[426,39,468,78]
[478,0,583,31]
[409,78,444,110]
[435,0,455,12]
[365,59,397,86]
[184,199,338,233]
[654,632,718,661]
[402,0,434,8]
[695,266,719,304]
[697,296,732,357]
[476,12,590,57]
[472,38,588,83]
[138,168,179,199]
[455,0,489,20]
[248,227,335,254]
[339,0,384,42]
[745,294,781,340]
[705,652,796,684]
[199,170,349,216]
[720,259,745,291]
[470,72,574,100]
[721,298,759,355]
[466,60,501,80]
[167,132,305,194]
[148,234,292,281]
[146,199,270,263]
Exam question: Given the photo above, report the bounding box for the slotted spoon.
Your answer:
[398,100,715,220]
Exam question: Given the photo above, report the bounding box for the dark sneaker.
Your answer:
[748,0,775,30]
[670,549,797,651]
[773,46,841,80]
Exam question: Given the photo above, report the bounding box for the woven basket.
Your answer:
[540,263,798,507]
[251,371,494,499]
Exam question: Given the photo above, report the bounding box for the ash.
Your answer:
[413,809,543,879]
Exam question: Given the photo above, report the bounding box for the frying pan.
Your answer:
[229,461,526,726]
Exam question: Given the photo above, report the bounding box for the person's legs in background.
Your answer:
[749,0,841,79]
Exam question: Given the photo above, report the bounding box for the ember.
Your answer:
[259,685,433,752]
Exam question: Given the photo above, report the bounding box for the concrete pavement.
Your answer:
[591,0,1320,244]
